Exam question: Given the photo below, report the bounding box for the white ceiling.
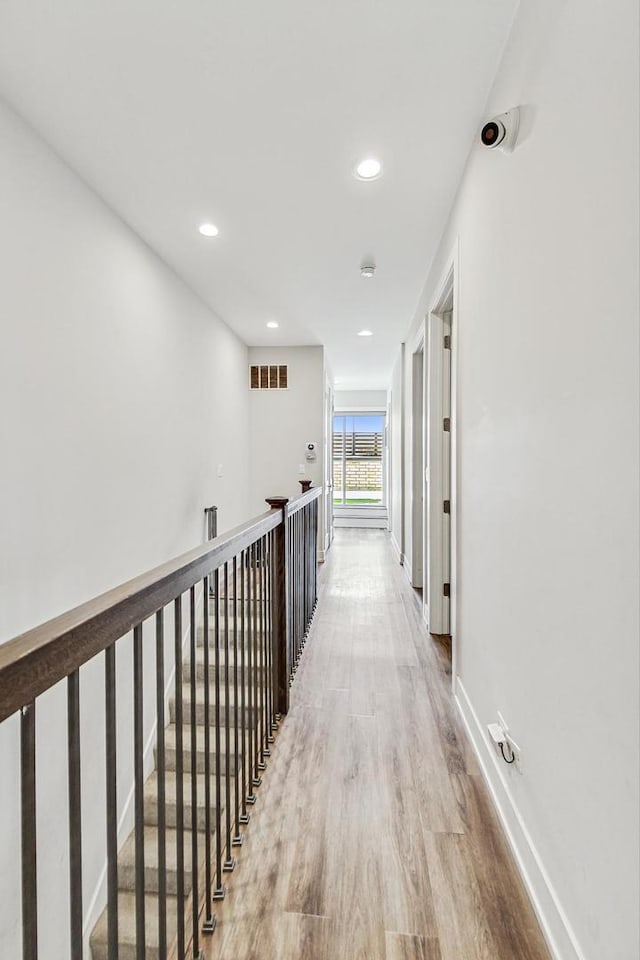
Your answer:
[0,1,516,389]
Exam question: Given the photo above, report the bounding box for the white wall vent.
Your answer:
[249,364,288,390]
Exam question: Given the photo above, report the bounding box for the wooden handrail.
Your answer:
[0,507,280,724]
[286,485,322,516]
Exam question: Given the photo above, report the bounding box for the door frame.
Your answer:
[427,240,460,688]
[410,334,425,592]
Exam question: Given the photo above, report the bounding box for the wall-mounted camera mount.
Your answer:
[480,107,520,154]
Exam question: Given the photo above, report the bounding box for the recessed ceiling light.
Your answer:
[266,321,279,329]
[355,157,382,180]
[357,329,373,337]
[198,223,219,237]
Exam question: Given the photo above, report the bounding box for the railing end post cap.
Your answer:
[265,496,289,509]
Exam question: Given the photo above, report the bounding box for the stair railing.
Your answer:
[0,484,321,960]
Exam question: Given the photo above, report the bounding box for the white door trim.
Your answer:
[410,339,425,589]
[427,240,460,688]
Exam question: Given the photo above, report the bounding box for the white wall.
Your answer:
[0,99,250,957]
[395,2,640,958]
[334,389,387,409]
[247,345,325,536]
[388,349,405,562]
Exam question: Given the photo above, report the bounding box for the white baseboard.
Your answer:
[403,557,413,586]
[455,678,587,960]
[390,531,404,565]
[317,549,325,563]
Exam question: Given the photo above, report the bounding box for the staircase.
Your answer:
[90,602,258,960]
[0,486,320,960]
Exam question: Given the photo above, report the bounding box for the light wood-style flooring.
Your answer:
[202,529,550,960]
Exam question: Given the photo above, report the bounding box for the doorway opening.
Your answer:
[410,345,425,599]
[426,246,458,684]
[332,411,388,528]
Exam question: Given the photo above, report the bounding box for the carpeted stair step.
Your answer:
[90,891,178,960]
[143,769,226,830]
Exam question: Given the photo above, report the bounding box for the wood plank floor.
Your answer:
[201,529,550,960]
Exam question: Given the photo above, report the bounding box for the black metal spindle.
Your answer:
[232,555,243,846]
[188,588,201,958]
[155,611,168,959]
[21,700,37,960]
[104,645,118,960]
[67,671,83,960]
[174,599,186,959]
[288,515,293,681]
[258,537,267,770]
[251,543,262,789]
[265,532,274,751]
[269,527,279,737]
[201,576,215,934]
[213,569,225,900]
[239,549,251,821]
[133,624,146,960]
[223,562,235,872]
[246,544,257,805]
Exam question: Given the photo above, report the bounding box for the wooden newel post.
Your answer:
[299,479,312,492]
[265,497,290,716]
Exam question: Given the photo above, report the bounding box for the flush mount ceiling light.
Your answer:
[355,157,382,180]
[266,321,279,329]
[198,222,219,237]
[360,263,376,278]
[357,329,373,337]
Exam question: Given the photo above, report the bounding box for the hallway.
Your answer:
[203,529,550,960]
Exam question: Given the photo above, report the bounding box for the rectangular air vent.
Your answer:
[249,364,288,390]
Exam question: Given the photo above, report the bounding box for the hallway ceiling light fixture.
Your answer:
[266,321,279,329]
[355,157,382,180]
[357,329,373,337]
[360,263,376,278]
[198,222,219,237]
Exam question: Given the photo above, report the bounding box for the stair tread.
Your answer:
[165,723,245,754]
[90,891,179,957]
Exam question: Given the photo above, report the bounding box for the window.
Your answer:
[332,413,385,507]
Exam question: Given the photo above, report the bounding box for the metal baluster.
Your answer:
[188,588,202,958]
[252,543,262,789]
[223,562,235,872]
[239,549,251,820]
[213,569,225,900]
[133,624,146,960]
[295,512,300,666]
[304,504,312,636]
[314,499,318,608]
[201,574,215,934]
[257,538,266,772]
[288,516,294,683]
[21,700,37,960]
[67,671,82,960]
[173,599,186,959]
[304,503,313,637]
[155,611,168,958]
[232,554,243,846]
[265,531,275,749]
[246,543,257,804]
[104,645,118,960]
